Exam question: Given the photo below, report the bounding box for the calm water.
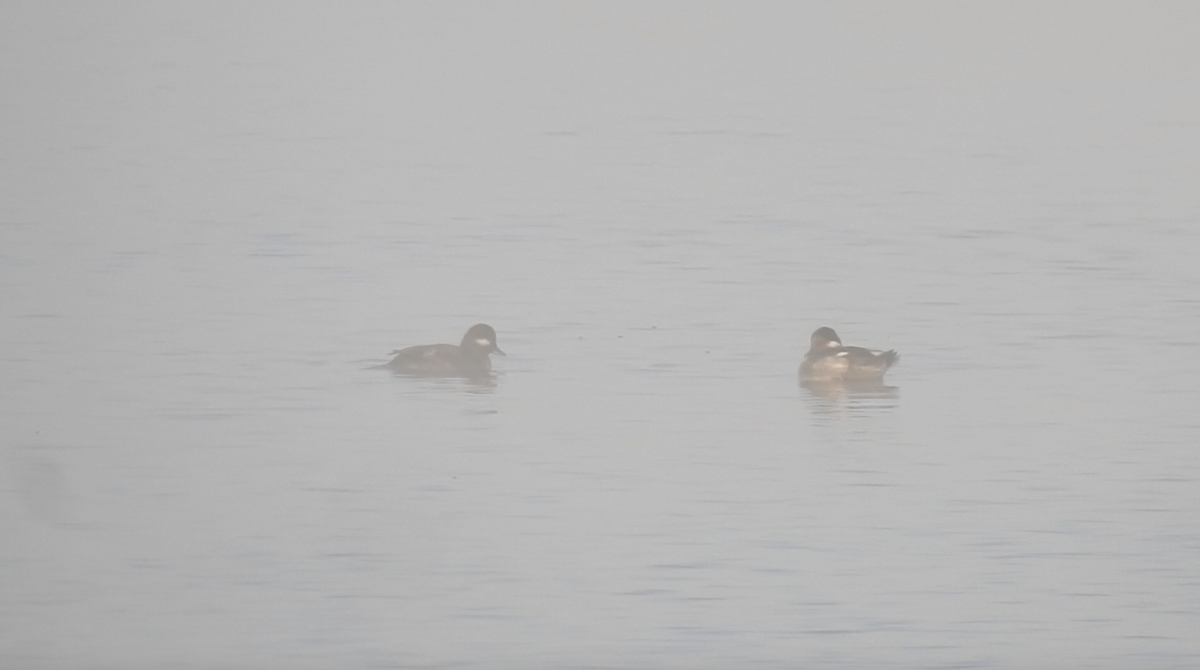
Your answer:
[3,5,1199,669]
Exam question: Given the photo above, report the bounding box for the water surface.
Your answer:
[2,5,1199,669]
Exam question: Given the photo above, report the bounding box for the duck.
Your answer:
[384,323,504,377]
[799,326,898,382]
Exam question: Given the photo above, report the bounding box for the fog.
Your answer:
[3,4,1199,668]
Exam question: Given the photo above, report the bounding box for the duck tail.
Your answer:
[880,350,899,369]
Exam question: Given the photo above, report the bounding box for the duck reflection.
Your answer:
[386,368,499,394]
[800,377,900,419]
[801,377,898,401]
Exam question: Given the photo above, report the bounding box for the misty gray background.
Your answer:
[3,3,1199,669]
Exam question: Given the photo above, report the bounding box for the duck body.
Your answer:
[799,326,898,382]
[386,323,504,378]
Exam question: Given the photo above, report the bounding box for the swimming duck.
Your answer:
[385,323,504,377]
[799,326,898,381]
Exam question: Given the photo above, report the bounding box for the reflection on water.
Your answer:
[801,378,899,410]
[382,367,500,394]
[800,378,900,433]
[362,356,501,392]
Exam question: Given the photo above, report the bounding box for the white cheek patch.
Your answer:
[836,351,849,357]
[475,338,493,347]
[827,341,842,348]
